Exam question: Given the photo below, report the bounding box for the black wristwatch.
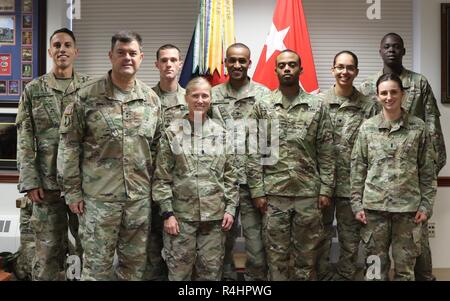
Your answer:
[162,211,174,220]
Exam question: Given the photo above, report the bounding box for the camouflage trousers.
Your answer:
[263,196,323,281]
[239,185,267,281]
[316,198,361,280]
[222,206,239,280]
[316,198,335,280]
[223,185,268,281]
[143,203,168,280]
[335,199,362,280]
[14,197,34,280]
[30,190,82,281]
[361,210,421,281]
[163,219,225,281]
[79,198,150,281]
[414,222,434,281]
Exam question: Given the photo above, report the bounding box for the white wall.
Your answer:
[413,0,450,268]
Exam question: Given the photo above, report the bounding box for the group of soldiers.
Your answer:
[11,27,446,281]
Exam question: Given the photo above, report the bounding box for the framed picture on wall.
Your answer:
[22,0,33,13]
[7,80,19,95]
[0,0,15,12]
[0,113,17,170]
[0,0,46,106]
[21,46,32,62]
[442,3,450,103]
[22,63,32,78]
[22,14,32,29]
[0,80,6,95]
[0,15,15,46]
[21,30,32,45]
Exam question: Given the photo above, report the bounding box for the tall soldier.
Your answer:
[211,43,269,281]
[16,28,89,281]
[60,31,162,280]
[143,44,186,281]
[316,51,379,280]
[359,33,446,281]
[247,50,335,280]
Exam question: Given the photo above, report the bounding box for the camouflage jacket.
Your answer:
[16,71,90,193]
[152,83,187,129]
[319,86,380,198]
[351,111,437,216]
[152,115,239,221]
[247,89,335,199]
[59,72,162,204]
[359,69,446,173]
[211,79,270,185]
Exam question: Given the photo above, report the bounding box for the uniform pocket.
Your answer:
[411,223,422,256]
[138,106,157,139]
[360,226,373,245]
[342,118,364,145]
[32,95,57,132]
[400,132,419,160]
[210,155,226,174]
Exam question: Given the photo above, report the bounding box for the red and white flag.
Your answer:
[253,0,319,93]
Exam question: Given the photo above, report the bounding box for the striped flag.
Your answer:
[179,0,235,87]
[253,0,319,94]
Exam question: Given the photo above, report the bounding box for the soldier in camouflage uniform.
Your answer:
[143,44,186,281]
[247,50,335,281]
[59,31,162,281]
[211,43,269,281]
[359,33,446,281]
[351,73,437,281]
[152,77,239,281]
[16,28,89,281]
[316,51,380,281]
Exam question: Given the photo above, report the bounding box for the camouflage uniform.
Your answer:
[211,80,270,281]
[16,72,89,280]
[351,111,437,281]
[359,69,446,280]
[152,115,239,281]
[143,83,186,281]
[14,196,34,280]
[60,72,162,280]
[152,83,187,129]
[316,87,380,280]
[247,89,335,281]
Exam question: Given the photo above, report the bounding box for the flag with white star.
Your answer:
[253,0,319,93]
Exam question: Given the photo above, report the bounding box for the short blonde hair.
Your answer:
[185,76,211,95]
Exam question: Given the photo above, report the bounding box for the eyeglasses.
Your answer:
[333,65,357,72]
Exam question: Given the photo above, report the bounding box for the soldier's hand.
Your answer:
[164,216,180,236]
[252,197,268,214]
[27,188,44,203]
[355,210,367,224]
[415,211,428,224]
[69,200,84,215]
[222,213,234,231]
[318,195,331,209]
